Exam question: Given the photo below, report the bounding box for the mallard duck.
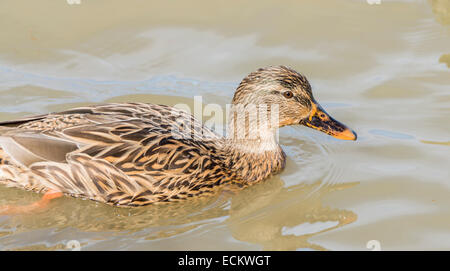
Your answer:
[0,66,356,212]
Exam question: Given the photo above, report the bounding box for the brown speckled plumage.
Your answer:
[0,66,355,207]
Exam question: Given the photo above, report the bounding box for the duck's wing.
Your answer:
[0,102,219,160]
[0,102,219,139]
[0,103,141,166]
[0,130,79,166]
[0,103,224,206]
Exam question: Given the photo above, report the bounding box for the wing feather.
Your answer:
[0,103,226,206]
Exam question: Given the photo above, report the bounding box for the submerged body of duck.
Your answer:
[0,66,356,209]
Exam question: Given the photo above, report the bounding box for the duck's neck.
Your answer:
[223,107,286,183]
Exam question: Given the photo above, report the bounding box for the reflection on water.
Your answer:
[430,0,450,25]
[420,140,450,146]
[439,54,450,67]
[0,0,449,250]
[0,175,357,251]
[430,0,450,67]
[227,179,357,251]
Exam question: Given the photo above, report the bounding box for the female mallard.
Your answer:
[0,66,356,213]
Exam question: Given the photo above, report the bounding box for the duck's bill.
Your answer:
[301,104,357,141]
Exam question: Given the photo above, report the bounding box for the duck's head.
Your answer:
[231,66,357,141]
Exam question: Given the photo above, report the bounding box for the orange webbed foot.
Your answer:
[0,190,63,215]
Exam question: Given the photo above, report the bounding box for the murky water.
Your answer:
[0,0,449,250]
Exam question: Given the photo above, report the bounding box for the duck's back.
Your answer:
[0,103,231,206]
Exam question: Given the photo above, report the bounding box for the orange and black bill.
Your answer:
[301,103,357,141]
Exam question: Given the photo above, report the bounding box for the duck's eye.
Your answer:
[283,91,293,99]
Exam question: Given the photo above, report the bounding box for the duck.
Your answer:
[0,66,356,213]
